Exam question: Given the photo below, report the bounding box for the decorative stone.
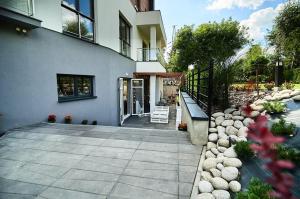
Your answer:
[254,99,267,105]
[215,116,225,126]
[232,111,241,116]
[224,114,233,120]
[293,95,300,102]
[210,177,229,190]
[201,171,213,181]
[217,146,227,153]
[212,112,225,118]
[229,181,241,192]
[223,158,242,168]
[210,168,221,177]
[252,105,264,112]
[224,108,236,114]
[198,180,214,193]
[217,163,224,170]
[211,148,220,155]
[217,126,226,134]
[211,117,215,121]
[291,90,300,97]
[250,111,260,118]
[221,120,234,127]
[212,190,230,199]
[279,89,291,95]
[197,193,215,199]
[238,126,248,137]
[206,151,216,158]
[209,128,218,133]
[218,138,229,148]
[224,147,237,158]
[210,121,216,128]
[221,167,239,181]
[234,120,244,129]
[208,133,218,142]
[229,135,238,143]
[232,115,244,121]
[216,156,225,164]
[243,118,254,127]
[203,158,217,171]
[207,142,217,150]
[225,126,238,135]
[237,136,247,142]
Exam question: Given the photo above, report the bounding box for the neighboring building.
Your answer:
[0,0,167,131]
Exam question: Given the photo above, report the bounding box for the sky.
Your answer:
[155,0,286,54]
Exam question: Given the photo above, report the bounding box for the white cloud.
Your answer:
[240,3,284,42]
[206,0,272,10]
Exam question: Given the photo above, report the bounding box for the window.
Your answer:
[119,15,131,57]
[62,0,94,41]
[57,74,95,102]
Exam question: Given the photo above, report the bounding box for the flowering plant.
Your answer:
[64,115,72,124]
[48,114,56,123]
[243,104,297,199]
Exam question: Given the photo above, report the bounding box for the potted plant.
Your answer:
[81,120,88,125]
[64,115,72,124]
[92,120,98,125]
[178,122,187,131]
[271,118,297,137]
[48,114,56,123]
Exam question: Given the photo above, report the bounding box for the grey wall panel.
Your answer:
[0,23,135,132]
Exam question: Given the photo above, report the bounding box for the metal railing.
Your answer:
[0,0,34,16]
[186,61,214,123]
[137,48,166,66]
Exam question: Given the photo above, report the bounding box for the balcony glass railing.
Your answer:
[0,0,33,16]
[137,48,166,66]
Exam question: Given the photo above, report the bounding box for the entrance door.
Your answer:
[131,79,144,115]
[119,78,130,125]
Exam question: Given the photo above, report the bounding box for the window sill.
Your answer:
[58,96,97,103]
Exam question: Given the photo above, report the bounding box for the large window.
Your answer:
[57,74,95,102]
[62,0,94,41]
[119,15,131,57]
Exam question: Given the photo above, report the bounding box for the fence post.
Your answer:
[191,69,195,99]
[197,65,201,105]
[207,60,214,126]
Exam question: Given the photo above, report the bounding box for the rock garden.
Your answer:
[196,88,300,199]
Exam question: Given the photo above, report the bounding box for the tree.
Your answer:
[169,19,248,109]
[267,0,300,68]
[250,55,269,96]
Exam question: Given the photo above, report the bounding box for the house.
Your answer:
[0,0,167,132]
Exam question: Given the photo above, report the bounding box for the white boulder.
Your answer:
[221,167,239,181]
[207,142,217,150]
[225,126,238,135]
[218,138,229,148]
[215,116,225,126]
[212,112,225,118]
[217,146,227,153]
[234,120,244,129]
[210,168,222,177]
[217,163,224,170]
[197,193,215,199]
[212,190,231,199]
[221,120,234,127]
[198,180,214,193]
[293,95,300,102]
[209,128,218,133]
[223,158,242,168]
[224,108,236,114]
[243,118,254,127]
[210,177,229,190]
[223,147,237,158]
[238,126,248,137]
[206,151,216,158]
[209,133,218,142]
[203,158,217,171]
[232,115,244,121]
[211,148,220,155]
[201,171,213,181]
[229,181,241,192]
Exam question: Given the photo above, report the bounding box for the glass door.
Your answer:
[119,78,130,125]
[131,79,144,115]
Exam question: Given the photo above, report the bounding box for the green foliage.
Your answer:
[277,144,300,165]
[234,141,255,160]
[263,101,286,114]
[264,82,275,91]
[281,81,295,90]
[284,68,300,83]
[267,1,300,68]
[235,177,273,199]
[271,118,296,136]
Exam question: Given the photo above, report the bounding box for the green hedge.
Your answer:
[284,68,300,83]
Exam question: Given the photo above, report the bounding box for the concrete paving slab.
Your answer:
[0,124,203,199]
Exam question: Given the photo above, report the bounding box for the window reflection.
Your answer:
[57,76,75,97]
[79,0,93,18]
[62,7,79,35]
[80,16,94,40]
[62,0,76,9]
[78,77,92,96]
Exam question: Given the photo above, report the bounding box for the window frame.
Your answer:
[57,74,96,103]
[119,14,131,57]
[61,0,95,42]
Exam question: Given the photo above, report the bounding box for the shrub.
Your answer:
[264,82,275,91]
[277,145,300,165]
[92,120,98,125]
[235,177,273,199]
[263,101,286,114]
[281,81,295,90]
[271,118,296,136]
[64,115,72,124]
[81,120,88,125]
[234,141,255,160]
[48,114,56,123]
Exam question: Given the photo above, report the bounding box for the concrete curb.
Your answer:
[190,146,207,199]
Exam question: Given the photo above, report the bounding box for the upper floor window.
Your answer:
[119,16,131,57]
[62,0,94,41]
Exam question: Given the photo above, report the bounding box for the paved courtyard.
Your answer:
[0,123,202,199]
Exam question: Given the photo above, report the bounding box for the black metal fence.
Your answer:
[186,61,214,119]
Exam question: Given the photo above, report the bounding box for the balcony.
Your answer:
[0,0,41,29]
[0,0,33,16]
[136,48,166,73]
[137,48,166,66]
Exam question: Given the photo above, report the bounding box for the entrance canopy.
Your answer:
[134,72,183,78]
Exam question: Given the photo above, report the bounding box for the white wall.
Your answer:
[136,62,166,73]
